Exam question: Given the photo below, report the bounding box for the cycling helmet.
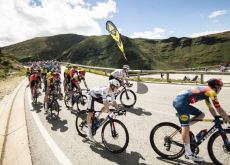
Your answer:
[122,65,130,70]
[109,79,120,87]
[207,78,223,89]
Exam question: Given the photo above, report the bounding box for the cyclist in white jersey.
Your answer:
[109,65,130,85]
[86,79,120,141]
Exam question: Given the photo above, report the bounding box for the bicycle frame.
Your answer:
[91,110,115,131]
[170,117,230,148]
[193,118,230,147]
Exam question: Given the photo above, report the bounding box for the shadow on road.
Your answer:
[89,142,147,165]
[156,157,214,165]
[31,102,43,113]
[124,106,152,116]
[45,116,68,132]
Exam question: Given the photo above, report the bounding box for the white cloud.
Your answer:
[209,10,229,18]
[0,0,117,47]
[130,28,167,39]
[190,29,230,38]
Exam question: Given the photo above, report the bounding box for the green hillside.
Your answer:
[2,31,230,70]
[0,50,24,79]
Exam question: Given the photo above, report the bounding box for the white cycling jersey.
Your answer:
[89,86,116,103]
[111,69,127,79]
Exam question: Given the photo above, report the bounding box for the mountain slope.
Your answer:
[2,34,86,62]
[2,31,230,69]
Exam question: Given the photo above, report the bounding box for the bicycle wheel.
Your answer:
[51,100,59,120]
[208,129,230,165]
[32,87,37,104]
[75,110,87,137]
[64,93,71,108]
[120,89,136,108]
[76,94,88,111]
[101,119,129,154]
[150,122,184,159]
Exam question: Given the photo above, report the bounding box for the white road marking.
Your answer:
[27,90,73,165]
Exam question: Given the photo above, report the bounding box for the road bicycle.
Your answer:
[44,89,60,120]
[64,89,88,111]
[75,108,129,153]
[149,115,230,164]
[114,83,136,108]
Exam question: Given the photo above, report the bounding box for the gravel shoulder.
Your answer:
[0,76,26,100]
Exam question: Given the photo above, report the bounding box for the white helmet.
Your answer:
[109,79,120,87]
[122,65,130,70]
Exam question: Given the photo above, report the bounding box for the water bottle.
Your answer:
[196,129,207,141]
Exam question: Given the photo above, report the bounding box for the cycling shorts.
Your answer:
[173,95,202,127]
[87,95,103,112]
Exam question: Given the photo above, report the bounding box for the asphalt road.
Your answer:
[23,69,230,165]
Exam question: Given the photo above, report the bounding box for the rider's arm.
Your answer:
[205,99,218,117]
[82,79,89,90]
[217,107,230,123]
[207,91,230,123]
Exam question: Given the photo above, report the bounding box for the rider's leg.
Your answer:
[86,95,95,141]
[173,101,204,162]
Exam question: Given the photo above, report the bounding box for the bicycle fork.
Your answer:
[110,120,118,138]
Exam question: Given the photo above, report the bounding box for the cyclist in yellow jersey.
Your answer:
[173,78,230,162]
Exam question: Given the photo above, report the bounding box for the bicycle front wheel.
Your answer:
[120,89,136,108]
[75,110,87,137]
[150,122,184,159]
[208,129,230,165]
[76,94,88,111]
[51,100,59,120]
[64,93,71,108]
[101,119,129,154]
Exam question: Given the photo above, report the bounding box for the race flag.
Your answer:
[106,21,127,61]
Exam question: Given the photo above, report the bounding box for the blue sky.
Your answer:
[101,0,230,38]
[0,0,230,46]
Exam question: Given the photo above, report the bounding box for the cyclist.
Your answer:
[44,72,59,111]
[86,79,120,141]
[64,64,71,92]
[29,70,41,95]
[109,65,130,86]
[172,78,230,162]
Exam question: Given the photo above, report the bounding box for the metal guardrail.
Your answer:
[61,62,230,84]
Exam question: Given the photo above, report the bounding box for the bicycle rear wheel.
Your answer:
[150,122,184,159]
[120,89,136,108]
[75,110,87,137]
[76,94,88,111]
[51,100,59,120]
[101,119,129,154]
[208,129,230,165]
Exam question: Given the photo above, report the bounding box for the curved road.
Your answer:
[7,70,230,165]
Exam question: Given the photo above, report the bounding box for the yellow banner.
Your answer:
[106,21,127,61]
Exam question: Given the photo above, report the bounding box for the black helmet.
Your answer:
[207,78,223,89]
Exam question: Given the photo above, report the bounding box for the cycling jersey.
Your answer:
[87,86,116,112]
[64,67,70,76]
[110,69,127,79]
[46,72,52,79]
[89,86,116,103]
[30,73,39,81]
[173,86,221,126]
[69,68,78,78]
